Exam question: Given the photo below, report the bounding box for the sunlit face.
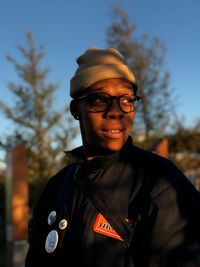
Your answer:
[71,78,136,159]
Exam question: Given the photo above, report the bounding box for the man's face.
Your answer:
[72,78,136,157]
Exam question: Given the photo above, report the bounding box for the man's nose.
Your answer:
[106,100,124,118]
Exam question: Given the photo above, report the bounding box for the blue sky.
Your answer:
[0,0,200,143]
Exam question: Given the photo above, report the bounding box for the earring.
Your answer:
[75,115,79,120]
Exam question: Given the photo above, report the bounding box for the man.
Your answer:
[25,47,200,266]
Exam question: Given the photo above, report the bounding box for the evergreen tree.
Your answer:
[0,32,78,207]
[107,7,175,138]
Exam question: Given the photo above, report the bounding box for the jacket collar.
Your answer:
[64,136,134,170]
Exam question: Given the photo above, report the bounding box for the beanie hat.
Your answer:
[70,47,137,98]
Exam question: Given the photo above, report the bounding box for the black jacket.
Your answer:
[25,138,200,267]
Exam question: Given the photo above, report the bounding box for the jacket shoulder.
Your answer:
[129,144,175,170]
[128,145,199,199]
[129,145,188,180]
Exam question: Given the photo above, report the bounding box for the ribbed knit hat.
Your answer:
[70,47,137,97]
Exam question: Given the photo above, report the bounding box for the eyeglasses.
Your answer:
[75,92,141,113]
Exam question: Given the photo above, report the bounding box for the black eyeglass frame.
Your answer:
[75,92,141,113]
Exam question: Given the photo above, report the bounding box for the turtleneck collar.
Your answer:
[64,135,133,170]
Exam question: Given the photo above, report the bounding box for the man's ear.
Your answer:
[70,100,80,120]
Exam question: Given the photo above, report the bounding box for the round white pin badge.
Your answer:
[47,210,56,225]
[59,219,68,230]
[45,230,59,253]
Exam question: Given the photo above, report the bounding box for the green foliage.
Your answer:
[169,128,200,153]
[134,123,200,153]
[107,6,176,138]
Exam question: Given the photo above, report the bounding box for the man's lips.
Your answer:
[103,129,122,132]
[102,128,124,138]
[102,125,124,132]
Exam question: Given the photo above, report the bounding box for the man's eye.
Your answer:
[92,96,107,104]
[121,97,134,104]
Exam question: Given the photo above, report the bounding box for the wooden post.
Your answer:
[155,138,169,158]
[5,142,29,267]
[11,142,29,241]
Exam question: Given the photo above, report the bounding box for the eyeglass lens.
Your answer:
[86,93,139,113]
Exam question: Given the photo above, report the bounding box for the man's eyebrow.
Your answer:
[121,84,133,89]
